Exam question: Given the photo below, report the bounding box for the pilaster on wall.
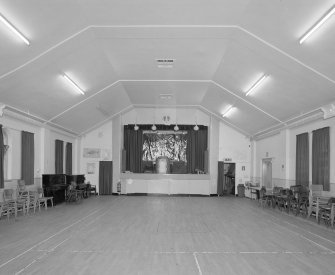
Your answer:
[209,116,219,194]
[112,115,121,193]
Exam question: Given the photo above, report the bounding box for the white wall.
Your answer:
[0,114,77,201]
[78,107,252,195]
[0,115,42,181]
[254,130,288,188]
[254,116,335,195]
[219,122,251,194]
[79,120,113,193]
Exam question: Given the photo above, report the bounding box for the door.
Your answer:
[99,161,113,195]
[262,159,272,189]
[224,163,236,195]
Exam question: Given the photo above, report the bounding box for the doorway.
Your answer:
[223,163,235,195]
[99,161,113,195]
[262,158,272,189]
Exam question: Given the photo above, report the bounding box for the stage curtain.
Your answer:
[217,161,224,195]
[312,127,330,191]
[65,142,72,175]
[99,161,113,195]
[55,139,64,174]
[124,126,143,173]
[0,125,4,188]
[296,132,309,187]
[186,127,208,173]
[21,131,34,185]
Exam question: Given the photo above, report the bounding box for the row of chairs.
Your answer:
[0,185,53,221]
[259,186,309,216]
[258,185,335,228]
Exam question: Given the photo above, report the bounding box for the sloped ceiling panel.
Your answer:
[51,83,131,134]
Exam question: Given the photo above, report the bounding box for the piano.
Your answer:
[42,174,86,204]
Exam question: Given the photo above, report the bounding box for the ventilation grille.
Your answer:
[156,59,175,68]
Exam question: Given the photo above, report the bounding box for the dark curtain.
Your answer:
[65,142,72,175]
[0,125,4,188]
[99,161,113,195]
[21,131,34,185]
[217,161,224,195]
[186,127,208,173]
[123,124,208,174]
[124,126,143,173]
[312,127,330,191]
[55,139,64,174]
[296,132,309,187]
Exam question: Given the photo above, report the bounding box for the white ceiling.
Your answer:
[0,0,334,137]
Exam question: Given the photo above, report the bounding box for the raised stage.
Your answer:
[120,173,211,195]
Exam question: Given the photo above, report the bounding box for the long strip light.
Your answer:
[63,74,85,95]
[222,105,235,118]
[245,74,268,96]
[0,13,30,45]
[299,5,335,44]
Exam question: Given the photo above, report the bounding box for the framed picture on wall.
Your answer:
[83,148,101,158]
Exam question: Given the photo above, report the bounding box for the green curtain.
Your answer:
[65,142,72,175]
[124,127,143,173]
[312,127,330,191]
[0,125,4,188]
[99,161,113,195]
[296,132,309,186]
[55,139,64,174]
[21,131,34,185]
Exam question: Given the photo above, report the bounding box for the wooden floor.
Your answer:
[0,196,335,275]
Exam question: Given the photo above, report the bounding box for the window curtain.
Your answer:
[217,161,224,195]
[0,125,4,188]
[124,126,143,173]
[312,127,330,191]
[55,139,64,174]
[21,131,34,185]
[296,132,309,187]
[65,142,72,175]
[186,126,208,173]
[99,161,113,195]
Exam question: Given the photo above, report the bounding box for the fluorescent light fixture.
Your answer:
[299,5,335,44]
[222,105,235,118]
[245,74,268,96]
[63,74,85,95]
[0,13,30,45]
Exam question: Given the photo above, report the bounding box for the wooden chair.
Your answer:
[3,189,26,218]
[17,179,28,197]
[66,183,83,203]
[317,197,335,227]
[26,191,38,214]
[87,182,97,196]
[0,202,11,220]
[308,196,331,223]
[37,187,54,210]
[258,187,268,207]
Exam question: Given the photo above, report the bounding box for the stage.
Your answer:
[120,173,211,195]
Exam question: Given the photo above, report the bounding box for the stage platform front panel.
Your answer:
[120,173,210,195]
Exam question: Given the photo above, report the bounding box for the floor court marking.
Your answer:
[266,215,335,253]
[193,253,203,275]
[263,209,335,244]
[15,238,69,275]
[66,249,333,255]
[0,208,102,270]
